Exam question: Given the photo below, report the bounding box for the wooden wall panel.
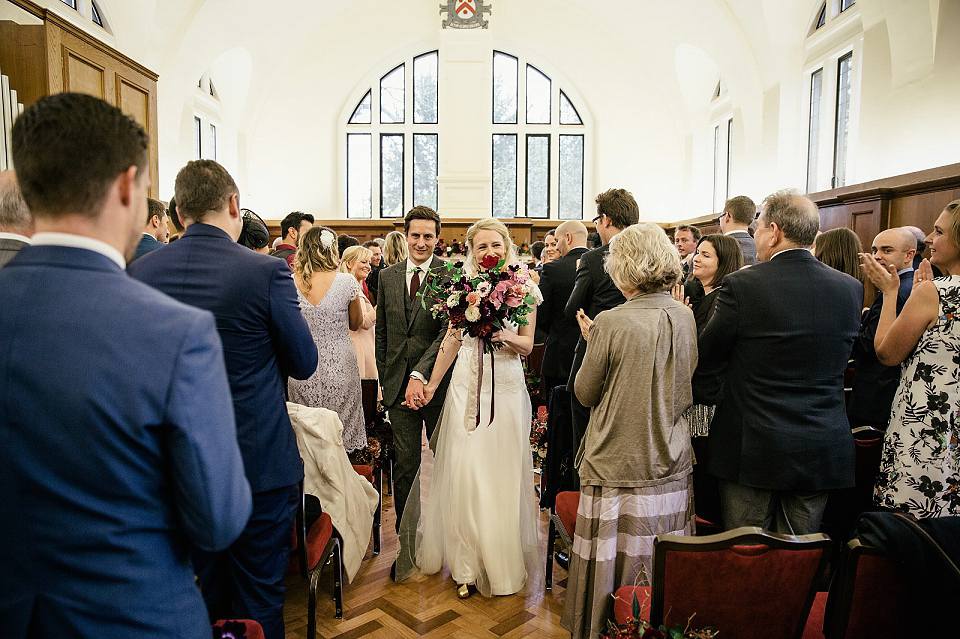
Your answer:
[117,78,149,129]
[0,21,47,107]
[64,50,104,99]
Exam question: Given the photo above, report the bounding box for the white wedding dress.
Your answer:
[396,314,543,597]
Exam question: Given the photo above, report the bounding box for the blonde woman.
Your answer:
[383,230,408,266]
[288,226,368,453]
[396,218,543,599]
[339,245,379,382]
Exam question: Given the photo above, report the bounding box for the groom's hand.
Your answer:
[404,378,427,409]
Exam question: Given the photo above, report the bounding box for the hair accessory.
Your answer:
[319,229,335,250]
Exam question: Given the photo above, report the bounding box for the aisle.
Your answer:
[282,439,570,638]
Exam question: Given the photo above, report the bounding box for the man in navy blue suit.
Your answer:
[0,92,252,638]
[130,159,317,639]
[131,197,168,261]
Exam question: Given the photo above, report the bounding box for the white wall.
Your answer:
[18,0,960,223]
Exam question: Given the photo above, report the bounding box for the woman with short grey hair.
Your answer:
[561,223,698,639]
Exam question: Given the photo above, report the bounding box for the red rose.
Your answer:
[480,254,500,270]
[641,628,665,639]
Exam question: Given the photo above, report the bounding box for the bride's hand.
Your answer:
[421,383,436,405]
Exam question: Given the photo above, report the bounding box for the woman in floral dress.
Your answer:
[860,200,960,517]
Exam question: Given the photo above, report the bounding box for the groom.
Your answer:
[375,206,451,548]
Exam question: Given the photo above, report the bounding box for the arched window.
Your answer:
[194,71,221,162]
[346,51,439,219]
[58,0,112,34]
[492,52,586,219]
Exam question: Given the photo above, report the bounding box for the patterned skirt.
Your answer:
[560,475,695,639]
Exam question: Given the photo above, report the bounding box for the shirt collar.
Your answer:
[897,267,914,276]
[407,258,429,273]
[30,232,126,269]
[0,231,31,244]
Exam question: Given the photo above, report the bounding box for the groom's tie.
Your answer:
[409,268,421,301]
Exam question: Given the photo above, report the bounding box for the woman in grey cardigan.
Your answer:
[560,223,698,639]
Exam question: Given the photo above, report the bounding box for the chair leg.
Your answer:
[385,458,393,496]
[545,517,555,591]
[332,539,343,619]
[307,566,318,639]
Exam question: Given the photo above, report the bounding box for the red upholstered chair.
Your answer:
[545,490,579,590]
[211,619,265,639]
[290,485,343,636]
[350,462,381,555]
[821,538,913,638]
[613,527,831,639]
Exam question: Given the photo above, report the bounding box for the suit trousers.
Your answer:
[388,377,447,533]
[193,483,299,639]
[718,480,828,535]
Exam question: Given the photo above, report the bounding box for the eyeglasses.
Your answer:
[592,214,603,224]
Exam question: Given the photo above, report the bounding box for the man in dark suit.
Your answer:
[0,170,33,267]
[131,197,168,261]
[539,219,588,393]
[565,188,640,473]
[1,92,252,638]
[699,189,861,534]
[130,160,317,639]
[719,195,758,266]
[848,227,916,429]
[674,224,701,278]
[375,206,450,546]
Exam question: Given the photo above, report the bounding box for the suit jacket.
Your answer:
[539,246,588,382]
[847,270,914,423]
[375,256,449,407]
[698,249,862,491]
[0,245,251,638]
[564,244,626,390]
[0,237,28,267]
[727,230,758,266]
[130,223,317,493]
[132,233,165,262]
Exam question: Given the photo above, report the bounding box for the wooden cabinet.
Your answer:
[0,0,159,196]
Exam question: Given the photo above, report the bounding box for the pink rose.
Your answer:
[466,291,482,306]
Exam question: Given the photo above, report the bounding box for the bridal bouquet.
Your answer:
[420,253,537,353]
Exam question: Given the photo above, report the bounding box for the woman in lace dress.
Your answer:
[396,218,542,599]
[860,200,960,518]
[288,227,368,453]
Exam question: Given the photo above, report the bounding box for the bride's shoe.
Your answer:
[456,583,473,599]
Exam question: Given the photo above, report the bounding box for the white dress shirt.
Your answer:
[30,232,126,268]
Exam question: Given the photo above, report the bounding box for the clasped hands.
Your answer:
[403,378,435,409]
[859,253,934,294]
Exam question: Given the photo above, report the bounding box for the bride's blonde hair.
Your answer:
[464,218,519,273]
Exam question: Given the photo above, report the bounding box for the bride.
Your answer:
[395,218,543,598]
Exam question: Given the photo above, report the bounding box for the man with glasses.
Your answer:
[565,189,640,485]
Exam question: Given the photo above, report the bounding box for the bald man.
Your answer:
[847,227,916,429]
[0,171,34,267]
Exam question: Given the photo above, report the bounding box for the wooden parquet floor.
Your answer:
[283,441,569,639]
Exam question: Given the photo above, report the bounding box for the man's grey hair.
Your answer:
[761,189,820,247]
[0,172,32,234]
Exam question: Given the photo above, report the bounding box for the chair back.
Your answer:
[360,378,379,428]
[825,538,912,638]
[652,527,831,639]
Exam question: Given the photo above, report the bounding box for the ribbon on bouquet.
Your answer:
[475,342,496,428]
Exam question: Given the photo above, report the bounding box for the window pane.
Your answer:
[92,1,103,26]
[414,52,438,124]
[526,65,551,124]
[209,124,217,161]
[493,52,518,124]
[841,0,855,11]
[816,3,826,28]
[559,91,582,125]
[526,135,549,218]
[60,0,77,9]
[350,91,372,124]
[194,116,201,160]
[347,134,372,219]
[492,135,517,218]
[833,53,853,188]
[559,135,583,220]
[380,65,404,124]
[414,134,438,210]
[726,119,733,199]
[381,134,404,217]
[806,69,823,193]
